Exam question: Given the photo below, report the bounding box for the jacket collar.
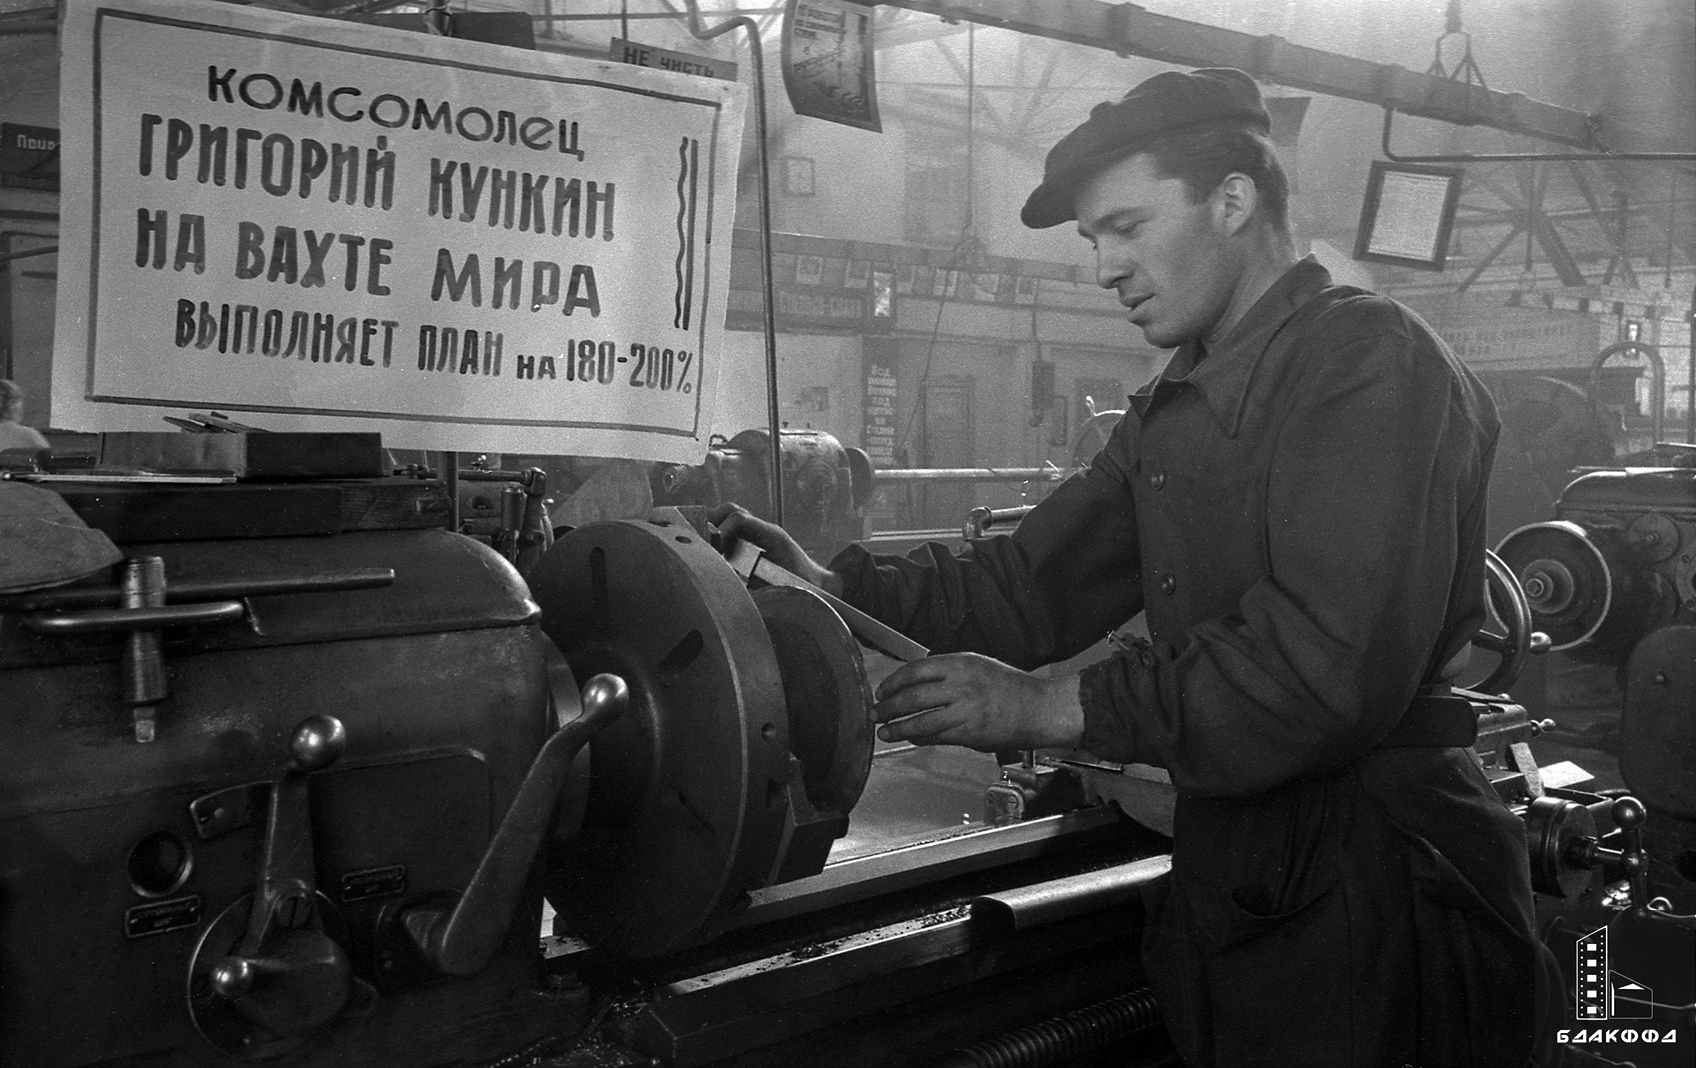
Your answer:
[1128,256,1333,437]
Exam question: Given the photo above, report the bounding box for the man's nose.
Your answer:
[1095,250,1127,291]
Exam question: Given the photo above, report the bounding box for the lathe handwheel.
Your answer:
[1469,549,1534,695]
[531,516,793,959]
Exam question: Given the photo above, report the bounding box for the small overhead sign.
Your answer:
[0,123,61,190]
[610,38,737,82]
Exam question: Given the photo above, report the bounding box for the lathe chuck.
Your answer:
[532,516,872,959]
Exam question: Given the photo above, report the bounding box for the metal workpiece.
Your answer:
[532,517,796,959]
[970,855,1171,933]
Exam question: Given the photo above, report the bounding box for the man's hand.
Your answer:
[706,502,842,596]
[874,653,1084,752]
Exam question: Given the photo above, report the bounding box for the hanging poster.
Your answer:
[780,0,882,133]
[53,0,745,463]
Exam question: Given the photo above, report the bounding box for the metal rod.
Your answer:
[877,466,1062,483]
[0,568,395,612]
[969,855,1169,931]
[684,0,784,527]
[527,7,783,19]
[734,806,1124,929]
[1380,108,1696,165]
[444,450,460,533]
[1687,285,1696,445]
[0,244,58,265]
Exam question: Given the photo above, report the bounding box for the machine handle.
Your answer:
[21,600,246,634]
[402,674,628,977]
[962,504,1036,541]
[0,567,395,612]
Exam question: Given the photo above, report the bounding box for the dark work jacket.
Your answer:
[833,258,1539,1066]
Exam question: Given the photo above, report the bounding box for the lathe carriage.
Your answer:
[0,469,1678,1067]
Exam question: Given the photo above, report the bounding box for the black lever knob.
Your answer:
[289,715,347,773]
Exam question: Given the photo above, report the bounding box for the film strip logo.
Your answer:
[1576,927,1608,1019]
[1575,926,1655,1021]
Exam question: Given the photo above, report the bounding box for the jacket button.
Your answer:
[1160,573,1177,595]
[1149,470,1166,490]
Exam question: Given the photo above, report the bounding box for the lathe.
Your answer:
[1498,458,1696,911]
[0,469,1677,1068]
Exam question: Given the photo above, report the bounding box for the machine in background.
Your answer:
[1498,457,1696,910]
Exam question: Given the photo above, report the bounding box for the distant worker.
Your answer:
[0,380,50,456]
[714,68,1543,1066]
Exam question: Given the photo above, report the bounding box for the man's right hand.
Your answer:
[705,503,844,597]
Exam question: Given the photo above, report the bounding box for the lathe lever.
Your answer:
[402,673,628,976]
[188,714,359,1054]
[242,715,346,949]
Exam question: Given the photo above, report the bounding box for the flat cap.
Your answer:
[1021,67,1270,229]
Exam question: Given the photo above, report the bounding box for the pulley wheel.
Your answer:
[531,516,793,959]
[753,585,875,821]
[1496,520,1613,651]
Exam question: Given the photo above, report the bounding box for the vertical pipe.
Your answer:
[684,1,784,525]
[1688,285,1695,444]
[444,450,461,534]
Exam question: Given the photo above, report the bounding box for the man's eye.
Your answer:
[1116,221,1143,237]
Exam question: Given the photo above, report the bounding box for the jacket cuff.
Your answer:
[1077,652,1150,763]
[827,542,877,608]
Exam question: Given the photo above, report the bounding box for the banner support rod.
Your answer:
[685,1,784,526]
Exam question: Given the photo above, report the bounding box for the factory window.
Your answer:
[903,89,970,247]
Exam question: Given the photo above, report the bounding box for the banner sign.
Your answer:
[780,0,882,133]
[54,0,745,463]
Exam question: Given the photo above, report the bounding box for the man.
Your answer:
[715,68,1538,1066]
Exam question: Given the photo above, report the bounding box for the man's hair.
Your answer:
[1140,119,1289,230]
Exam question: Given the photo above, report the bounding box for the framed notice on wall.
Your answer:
[53,0,745,463]
[1353,160,1463,272]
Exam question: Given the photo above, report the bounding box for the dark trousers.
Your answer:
[1142,750,1538,1067]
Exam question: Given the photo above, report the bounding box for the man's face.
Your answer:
[1074,153,1238,350]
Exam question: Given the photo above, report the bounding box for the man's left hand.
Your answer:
[873,653,1084,752]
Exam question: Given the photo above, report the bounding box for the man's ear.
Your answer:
[1216,173,1258,236]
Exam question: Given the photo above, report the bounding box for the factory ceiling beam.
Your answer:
[869,0,1679,154]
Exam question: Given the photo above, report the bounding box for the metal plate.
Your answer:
[532,517,793,959]
[1621,625,1696,821]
